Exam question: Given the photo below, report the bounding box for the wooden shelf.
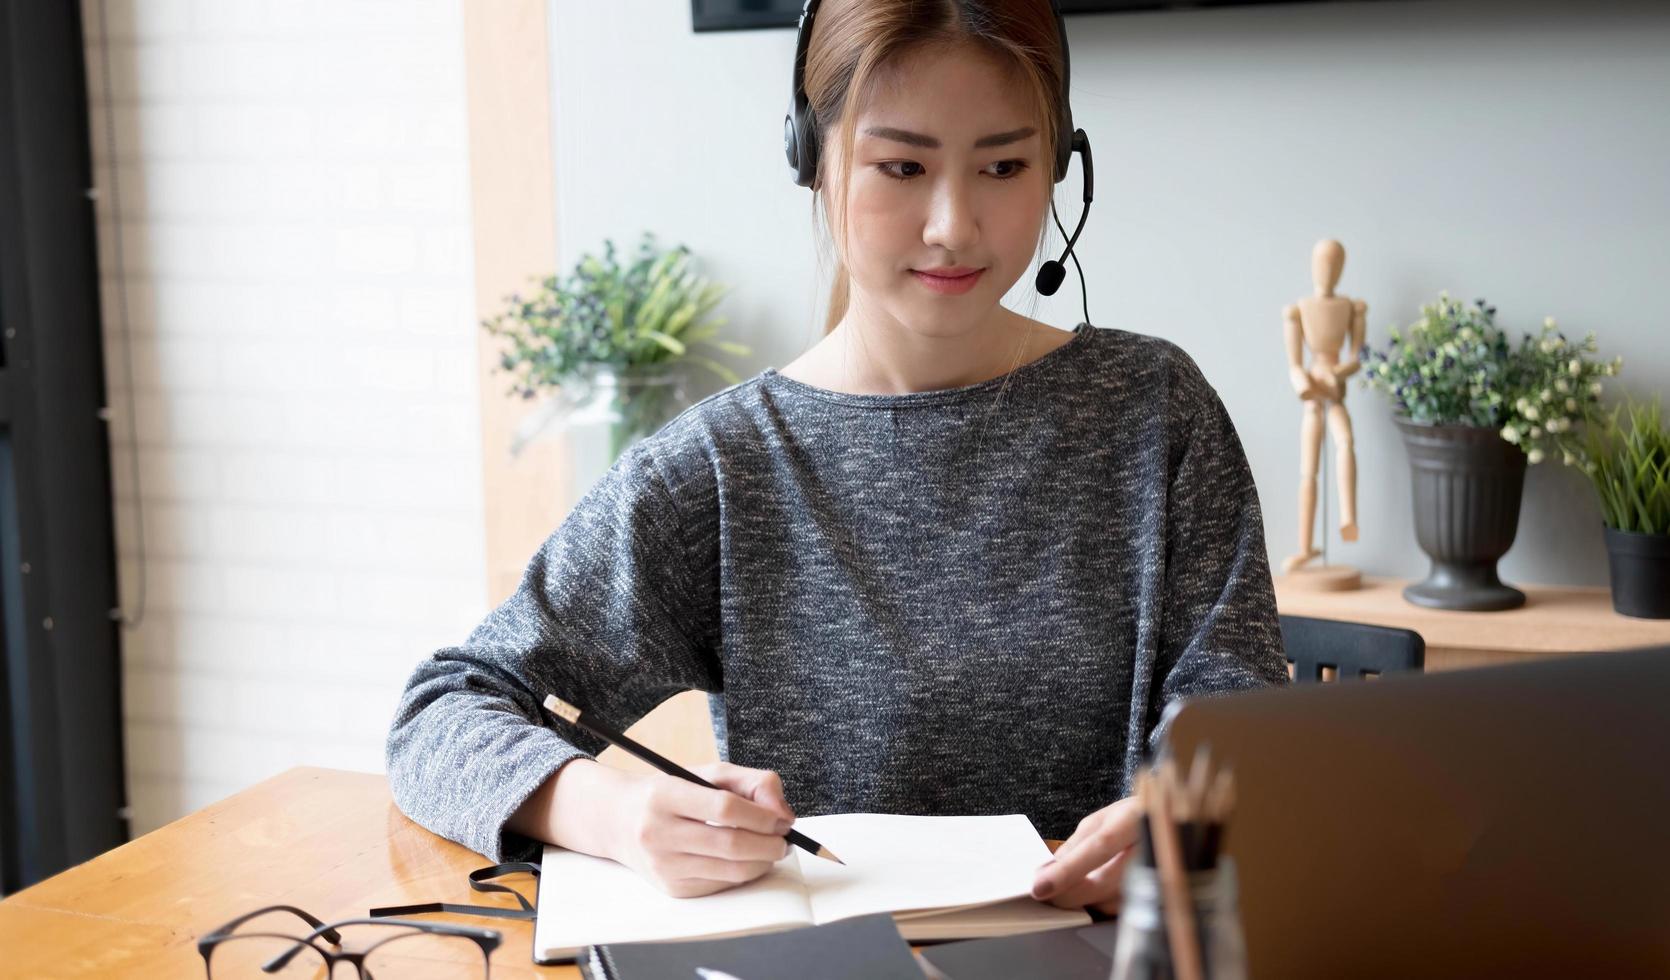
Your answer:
[1275,574,1670,671]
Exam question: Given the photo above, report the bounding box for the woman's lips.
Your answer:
[910,268,985,295]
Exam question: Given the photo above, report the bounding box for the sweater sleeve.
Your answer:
[385,438,721,863]
[1146,350,1291,754]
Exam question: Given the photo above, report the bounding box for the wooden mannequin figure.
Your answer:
[1280,239,1364,591]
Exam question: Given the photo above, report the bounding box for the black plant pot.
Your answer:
[1602,526,1670,619]
[1394,418,1528,611]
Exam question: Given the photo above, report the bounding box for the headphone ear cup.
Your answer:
[783,112,801,176]
[799,111,821,189]
[786,98,820,189]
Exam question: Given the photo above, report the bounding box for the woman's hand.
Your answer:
[1030,797,1144,915]
[607,761,798,899]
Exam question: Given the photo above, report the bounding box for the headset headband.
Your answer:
[784,0,1076,188]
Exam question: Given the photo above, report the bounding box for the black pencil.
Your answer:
[542,694,844,865]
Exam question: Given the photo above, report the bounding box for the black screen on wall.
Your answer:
[692,0,1368,32]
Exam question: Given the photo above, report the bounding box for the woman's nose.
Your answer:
[922,177,979,253]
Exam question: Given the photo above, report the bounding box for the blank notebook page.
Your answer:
[795,812,1057,923]
[537,847,813,951]
[535,811,1078,956]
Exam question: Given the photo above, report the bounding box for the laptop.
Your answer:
[1159,644,1670,979]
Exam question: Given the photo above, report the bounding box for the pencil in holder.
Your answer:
[1109,750,1247,980]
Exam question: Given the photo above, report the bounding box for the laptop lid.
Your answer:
[1160,645,1670,979]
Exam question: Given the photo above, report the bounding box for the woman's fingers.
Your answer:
[675,854,778,884]
[1032,799,1142,901]
[656,775,792,835]
[649,852,777,888]
[695,762,796,823]
[1047,845,1135,911]
[618,770,795,898]
[658,767,793,891]
[664,816,793,863]
[1032,835,1122,901]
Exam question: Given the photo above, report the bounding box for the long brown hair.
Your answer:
[803,0,1065,336]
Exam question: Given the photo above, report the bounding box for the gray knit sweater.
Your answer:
[386,323,1290,863]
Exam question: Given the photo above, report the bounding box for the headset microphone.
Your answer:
[1036,129,1092,298]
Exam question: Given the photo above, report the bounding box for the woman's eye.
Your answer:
[874,161,925,181]
[872,160,1030,182]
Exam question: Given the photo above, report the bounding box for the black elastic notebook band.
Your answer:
[368,861,541,921]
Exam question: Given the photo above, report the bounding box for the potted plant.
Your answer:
[483,231,750,495]
[1359,292,1618,610]
[1579,396,1670,618]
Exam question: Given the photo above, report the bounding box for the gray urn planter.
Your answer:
[1394,417,1528,611]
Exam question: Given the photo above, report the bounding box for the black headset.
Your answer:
[782,0,1095,314]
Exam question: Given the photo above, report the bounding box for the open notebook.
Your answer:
[535,812,1092,963]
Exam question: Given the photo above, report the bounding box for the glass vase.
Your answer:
[516,364,688,506]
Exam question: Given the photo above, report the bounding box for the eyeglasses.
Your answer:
[198,862,539,979]
[198,905,501,979]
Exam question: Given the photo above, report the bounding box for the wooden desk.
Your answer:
[1,767,548,978]
[0,766,1066,977]
[1275,574,1670,671]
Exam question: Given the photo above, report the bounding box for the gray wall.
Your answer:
[548,0,1669,588]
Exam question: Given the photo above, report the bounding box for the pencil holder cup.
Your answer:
[1108,857,1246,980]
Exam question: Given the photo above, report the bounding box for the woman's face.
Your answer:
[827,43,1051,340]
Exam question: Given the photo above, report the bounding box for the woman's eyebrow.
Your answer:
[861,125,1037,149]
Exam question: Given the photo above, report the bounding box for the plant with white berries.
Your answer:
[1360,292,1619,466]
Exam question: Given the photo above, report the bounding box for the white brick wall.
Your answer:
[82,0,488,835]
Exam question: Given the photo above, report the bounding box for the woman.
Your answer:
[386,0,1288,917]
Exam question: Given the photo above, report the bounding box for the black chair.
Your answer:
[1279,614,1425,683]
